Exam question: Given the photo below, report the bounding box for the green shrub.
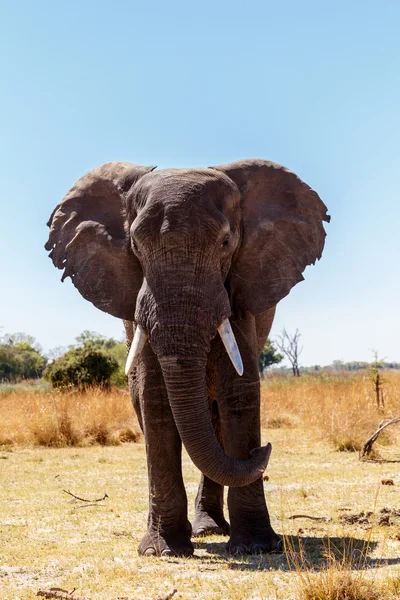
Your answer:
[0,336,47,382]
[44,345,118,389]
[108,342,128,387]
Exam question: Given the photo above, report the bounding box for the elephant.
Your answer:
[45,159,329,557]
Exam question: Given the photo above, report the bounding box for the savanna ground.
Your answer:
[1,373,400,599]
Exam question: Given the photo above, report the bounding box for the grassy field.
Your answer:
[0,373,400,599]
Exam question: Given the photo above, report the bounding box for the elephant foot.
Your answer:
[138,522,194,557]
[192,510,230,537]
[227,527,282,555]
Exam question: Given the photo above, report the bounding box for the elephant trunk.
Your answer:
[159,355,271,487]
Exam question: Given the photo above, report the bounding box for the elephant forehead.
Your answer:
[131,169,240,235]
[134,168,239,207]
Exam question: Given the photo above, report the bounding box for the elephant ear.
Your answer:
[45,162,156,320]
[212,159,330,316]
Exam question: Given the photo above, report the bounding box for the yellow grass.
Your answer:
[1,426,400,599]
[285,529,400,600]
[261,371,400,453]
[0,387,140,447]
[0,372,399,598]
[1,372,399,454]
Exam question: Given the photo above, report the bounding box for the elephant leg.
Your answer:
[217,316,281,555]
[192,475,230,536]
[222,401,281,555]
[192,399,229,536]
[135,344,193,557]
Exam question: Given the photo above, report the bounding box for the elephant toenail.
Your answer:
[232,544,247,556]
[194,528,206,537]
[144,548,156,556]
[161,549,173,556]
[251,544,265,554]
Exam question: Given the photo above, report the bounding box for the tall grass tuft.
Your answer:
[1,371,399,450]
[261,372,400,452]
[285,532,398,600]
[0,386,140,447]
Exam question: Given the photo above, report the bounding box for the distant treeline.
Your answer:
[0,333,47,382]
[1,330,399,384]
[0,330,126,385]
[273,360,400,375]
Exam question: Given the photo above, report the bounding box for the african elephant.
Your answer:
[45,159,329,556]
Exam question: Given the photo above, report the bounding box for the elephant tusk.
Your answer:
[217,319,244,376]
[125,324,148,375]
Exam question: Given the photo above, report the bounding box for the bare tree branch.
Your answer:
[37,589,87,599]
[155,589,178,600]
[62,490,108,503]
[37,587,178,600]
[360,416,400,458]
[275,328,302,377]
[287,514,332,522]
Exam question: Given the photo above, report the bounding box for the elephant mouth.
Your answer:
[125,318,243,376]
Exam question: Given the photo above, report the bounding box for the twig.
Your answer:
[37,587,177,600]
[62,489,108,503]
[360,416,400,458]
[288,514,332,522]
[37,588,88,599]
[154,589,178,600]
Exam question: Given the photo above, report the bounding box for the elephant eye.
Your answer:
[221,236,230,249]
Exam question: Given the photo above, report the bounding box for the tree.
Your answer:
[0,333,47,382]
[47,346,67,362]
[75,330,119,350]
[0,345,19,381]
[368,350,385,413]
[74,330,127,387]
[258,339,283,377]
[276,328,302,377]
[44,330,127,389]
[44,345,119,389]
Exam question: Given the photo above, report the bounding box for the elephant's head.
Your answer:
[45,159,329,486]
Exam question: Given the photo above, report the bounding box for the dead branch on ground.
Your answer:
[62,489,108,503]
[37,588,87,599]
[37,587,177,600]
[155,590,177,600]
[287,514,332,522]
[360,416,400,458]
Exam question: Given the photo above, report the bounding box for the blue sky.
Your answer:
[0,0,399,366]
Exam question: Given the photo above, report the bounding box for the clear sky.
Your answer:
[1,0,399,367]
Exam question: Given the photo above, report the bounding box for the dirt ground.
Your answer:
[1,427,399,599]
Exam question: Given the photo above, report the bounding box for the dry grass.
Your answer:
[1,372,399,454]
[261,371,400,453]
[0,386,140,447]
[1,426,400,599]
[286,533,400,600]
[0,372,399,597]
[296,567,398,600]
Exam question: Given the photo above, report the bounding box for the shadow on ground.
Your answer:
[190,536,400,572]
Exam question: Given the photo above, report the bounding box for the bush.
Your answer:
[44,345,119,389]
[73,331,128,388]
[258,339,283,377]
[0,335,47,382]
[108,342,128,387]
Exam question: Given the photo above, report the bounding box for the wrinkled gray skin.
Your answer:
[46,159,329,556]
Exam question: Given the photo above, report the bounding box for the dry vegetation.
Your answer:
[1,372,400,599]
[1,372,399,453]
[0,386,140,447]
[261,371,400,454]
